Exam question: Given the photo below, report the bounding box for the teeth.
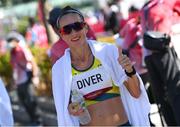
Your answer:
[72,37,80,41]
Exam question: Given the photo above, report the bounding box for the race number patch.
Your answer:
[71,65,113,99]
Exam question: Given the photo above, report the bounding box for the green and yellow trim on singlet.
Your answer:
[72,57,120,106]
[85,87,120,106]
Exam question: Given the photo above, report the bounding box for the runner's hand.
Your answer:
[68,102,84,116]
[117,46,134,73]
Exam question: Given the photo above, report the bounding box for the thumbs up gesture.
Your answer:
[118,46,134,73]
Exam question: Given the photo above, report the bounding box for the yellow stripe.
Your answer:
[107,84,120,93]
[85,100,98,107]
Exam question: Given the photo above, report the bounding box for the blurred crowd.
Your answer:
[0,0,180,126]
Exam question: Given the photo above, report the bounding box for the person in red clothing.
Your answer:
[50,39,68,65]
[48,7,97,65]
[6,31,41,125]
[140,0,180,35]
[141,0,174,34]
[26,17,49,48]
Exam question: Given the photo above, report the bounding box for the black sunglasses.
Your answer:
[59,22,86,35]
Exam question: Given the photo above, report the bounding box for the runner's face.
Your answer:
[58,13,88,47]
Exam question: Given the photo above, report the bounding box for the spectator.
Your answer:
[6,31,41,125]
[25,17,48,48]
[104,2,120,34]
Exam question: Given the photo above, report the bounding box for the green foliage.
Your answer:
[0,52,13,86]
[0,0,8,7]
[15,16,29,36]
[31,47,52,86]
[0,0,37,7]
[30,46,52,96]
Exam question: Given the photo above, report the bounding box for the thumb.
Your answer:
[132,61,136,66]
[118,46,123,57]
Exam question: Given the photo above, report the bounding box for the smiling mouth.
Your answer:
[71,36,80,41]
